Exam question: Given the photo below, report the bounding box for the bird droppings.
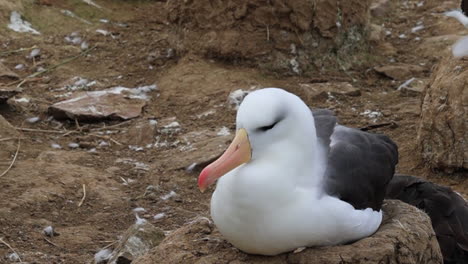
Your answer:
[60,9,92,24]
[7,252,20,262]
[26,117,40,123]
[7,11,40,35]
[68,142,79,149]
[133,207,146,213]
[290,57,301,74]
[94,248,112,264]
[161,191,177,201]
[14,97,30,103]
[29,48,41,58]
[96,29,110,36]
[129,145,144,152]
[360,110,383,122]
[160,121,181,134]
[186,162,197,172]
[153,213,166,220]
[51,143,62,149]
[228,89,250,109]
[97,141,109,148]
[411,25,424,33]
[82,0,102,9]
[216,126,231,136]
[196,109,216,118]
[135,214,147,225]
[397,77,416,90]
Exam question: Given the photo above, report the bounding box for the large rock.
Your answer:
[135,200,442,264]
[417,56,468,171]
[48,85,157,121]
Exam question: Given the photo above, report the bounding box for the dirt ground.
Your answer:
[0,0,467,263]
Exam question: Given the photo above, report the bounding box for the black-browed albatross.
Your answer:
[198,88,398,255]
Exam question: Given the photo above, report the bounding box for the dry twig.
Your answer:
[0,45,38,56]
[0,237,22,262]
[16,46,97,88]
[43,237,60,248]
[78,184,86,207]
[0,138,20,178]
[15,127,68,134]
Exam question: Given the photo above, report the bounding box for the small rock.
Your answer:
[370,0,392,17]
[299,82,361,101]
[106,221,165,263]
[43,225,58,237]
[94,248,112,264]
[0,62,20,82]
[0,87,21,103]
[374,64,425,80]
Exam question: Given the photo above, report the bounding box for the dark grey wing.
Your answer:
[311,108,337,151]
[322,125,398,211]
[386,174,468,264]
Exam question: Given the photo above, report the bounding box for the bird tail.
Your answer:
[385,174,468,264]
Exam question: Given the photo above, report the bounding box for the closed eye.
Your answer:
[257,121,279,132]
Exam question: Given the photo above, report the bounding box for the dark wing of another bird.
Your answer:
[386,174,468,264]
[312,109,398,211]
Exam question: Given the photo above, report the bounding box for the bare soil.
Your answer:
[0,0,467,263]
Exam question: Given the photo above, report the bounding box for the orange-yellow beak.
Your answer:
[198,128,252,192]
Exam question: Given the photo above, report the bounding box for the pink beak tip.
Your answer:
[198,167,211,192]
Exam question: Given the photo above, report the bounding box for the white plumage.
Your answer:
[203,88,383,255]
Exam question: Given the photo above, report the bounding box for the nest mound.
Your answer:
[135,200,442,264]
[417,56,468,171]
[165,0,371,74]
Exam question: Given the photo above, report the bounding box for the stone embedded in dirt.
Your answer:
[105,220,165,264]
[134,200,442,264]
[125,119,157,147]
[0,86,21,103]
[171,132,231,172]
[370,0,392,17]
[48,85,157,121]
[417,56,468,171]
[374,64,425,80]
[299,82,361,101]
[0,62,20,82]
[0,114,19,138]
